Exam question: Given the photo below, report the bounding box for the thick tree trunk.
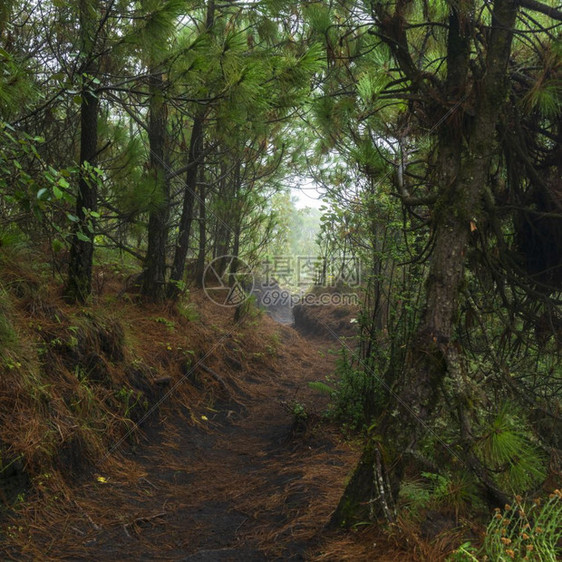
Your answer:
[141,72,169,302]
[332,0,518,527]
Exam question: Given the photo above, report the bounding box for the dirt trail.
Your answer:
[8,323,359,561]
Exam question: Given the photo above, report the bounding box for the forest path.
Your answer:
[13,323,359,561]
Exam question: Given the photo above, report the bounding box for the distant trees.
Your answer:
[1,0,324,302]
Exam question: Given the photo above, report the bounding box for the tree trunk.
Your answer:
[65,0,99,303]
[65,83,99,303]
[141,72,169,302]
[195,175,207,287]
[212,162,233,276]
[167,113,204,298]
[332,0,518,527]
[229,161,242,266]
[167,0,214,298]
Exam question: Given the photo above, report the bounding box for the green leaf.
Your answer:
[52,186,63,199]
[308,381,335,395]
[76,231,90,242]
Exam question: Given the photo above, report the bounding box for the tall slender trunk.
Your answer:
[141,72,169,302]
[213,221,232,276]
[167,0,214,298]
[167,113,204,298]
[65,0,99,303]
[229,161,242,268]
[212,161,233,276]
[195,174,207,287]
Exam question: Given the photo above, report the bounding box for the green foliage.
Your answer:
[398,477,432,511]
[291,401,308,421]
[177,299,199,322]
[521,42,562,119]
[130,0,191,62]
[323,348,384,432]
[475,405,547,493]
[262,191,322,268]
[0,120,77,247]
[0,46,36,118]
[307,380,335,395]
[423,471,481,516]
[153,316,175,330]
[303,3,332,35]
[449,491,562,561]
[399,471,481,521]
[234,295,262,324]
[115,386,147,418]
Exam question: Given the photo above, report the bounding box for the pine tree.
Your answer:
[65,0,102,303]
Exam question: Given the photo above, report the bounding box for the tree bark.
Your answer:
[195,175,207,287]
[167,113,205,298]
[212,161,233,276]
[167,0,214,298]
[141,71,169,302]
[65,83,99,303]
[65,0,99,303]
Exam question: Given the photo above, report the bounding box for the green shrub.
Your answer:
[325,348,384,431]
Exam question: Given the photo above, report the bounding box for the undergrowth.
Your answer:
[449,490,562,561]
[309,346,385,432]
[0,243,291,522]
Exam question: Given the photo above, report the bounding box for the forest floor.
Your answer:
[2,320,406,560]
[0,263,450,561]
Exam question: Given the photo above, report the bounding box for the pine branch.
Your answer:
[518,0,562,21]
